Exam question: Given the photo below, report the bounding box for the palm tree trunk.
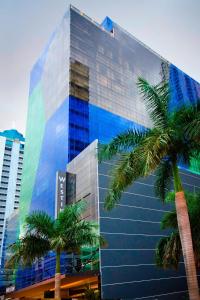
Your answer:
[55,250,61,300]
[172,163,199,300]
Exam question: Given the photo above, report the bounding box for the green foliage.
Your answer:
[161,211,177,230]
[25,211,55,237]
[156,192,200,269]
[6,201,102,269]
[165,191,176,203]
[137,77,169,129]
[154,160,172,201]
[98,128,149,162]
[155,231,181,270]
[180,101,200,141]
[99,77,200,209]
[82,284,100,300]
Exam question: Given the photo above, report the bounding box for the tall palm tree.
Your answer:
[156,191,200,270]
[7,201,102,300]
[99,78,200,300]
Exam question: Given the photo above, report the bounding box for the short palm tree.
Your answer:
[7,201,102,300]
[99,78,200,300]
[82,284,100,299]
[156,191,200,270]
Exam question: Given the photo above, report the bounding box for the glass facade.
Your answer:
[98,161,200,299]
[0,130,24,272]
[15,4,200,296]
[20,10,70,224]
[20,5,200,222]
[67,140,98,221]
[64,141,200,299]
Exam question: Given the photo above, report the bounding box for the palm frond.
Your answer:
[155,232,181,270]
[140,129,172,175]
[7,202,103,271]
[83,284,100,300]
[98,128,149,162]
[161,211,177,230]
[50,236,67,251]
[22,235,51,263]
[189,151,200,174]
[5,240,23,269]
[156,192,200,270]
[137,77,169,129]
[104,129,171,210]
[55,203,103,253]
[73,222,100,246]
[178,145,193,167]
[168,104,200,169]
[154,159,173,201]
[25,211,55,238]
[173,103,200,142]
[56,201,86,232]
[104,149,146,210]
[165,191,175,202]
[101,78,200,212]
[170,103,199,127]
[6,235,50,268]
[171,100,200,142]
[62,221,100,250]
[186,116,200,141]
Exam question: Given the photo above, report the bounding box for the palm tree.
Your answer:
[156,191,200,270]
[6,201,102,300]
[99,78,200,300]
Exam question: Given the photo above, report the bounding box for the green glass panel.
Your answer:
[19,83,45,232]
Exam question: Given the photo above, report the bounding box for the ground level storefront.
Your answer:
[6,271,99,299]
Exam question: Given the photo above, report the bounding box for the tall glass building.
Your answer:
[13,5,200,299]
[20,5,200,224]
[0,130,24,267]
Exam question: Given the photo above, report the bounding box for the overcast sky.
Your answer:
[0,0,200,135]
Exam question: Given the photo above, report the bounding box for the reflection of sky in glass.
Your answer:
[0,0,200,133]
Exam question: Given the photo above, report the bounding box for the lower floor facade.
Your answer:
[6,270,99,299]
[4,140,200,299]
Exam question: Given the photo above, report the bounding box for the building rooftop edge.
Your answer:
[0,129,25,142]
[31,4,200,86]
[70,5,169,64]
[70,5,200,85]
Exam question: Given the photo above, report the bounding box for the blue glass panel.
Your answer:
[15,252,69,290]
[29,53,47,96]
[89,103,145,144]
[169,64,200,111]
[68,96,89,161]
[68,96,145,161]
[29,30,56,95]
[30,99,69,217]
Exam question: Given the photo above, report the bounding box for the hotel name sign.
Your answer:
[55,171,66,217]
